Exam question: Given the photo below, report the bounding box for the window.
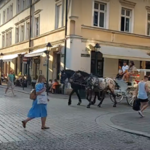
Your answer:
[0,14,1,25]
[120,8,132,32]
[2,34,5,48]
[6,33,9,47]
[56,3,63,29]
[21,25,24,41]
[9,31,12,46]
[10,4,13,18]
[26,22,30,39]
[16,27,19,43]
[17,0,20,13]
[147,14,150,35]
[3,10,5,23]
[7,7,9,21]
[93,2,107,28]
[35,17,39,36]
[23,0,25,9]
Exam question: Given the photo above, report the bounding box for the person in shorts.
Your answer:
[136,75,149,117]
[5,70,15,96]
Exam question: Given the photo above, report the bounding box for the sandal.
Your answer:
[41,127,50,130]
[22,121,26,128]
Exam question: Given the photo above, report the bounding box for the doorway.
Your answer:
[56,53,60,80]
[91,51,103,77]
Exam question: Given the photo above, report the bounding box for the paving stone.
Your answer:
[0,88,149,149]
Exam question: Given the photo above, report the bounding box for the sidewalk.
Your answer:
[0,84,77,99]
[97,110,150,138]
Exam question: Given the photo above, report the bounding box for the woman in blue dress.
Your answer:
[22,75,49,130]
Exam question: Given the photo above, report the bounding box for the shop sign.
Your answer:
[81,54,90,57]
[23,57,28,64]
[43,58,47,66]
[34,58,40,64]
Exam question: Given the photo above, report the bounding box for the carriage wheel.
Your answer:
[126,89,134,106]
[110,93,124,103]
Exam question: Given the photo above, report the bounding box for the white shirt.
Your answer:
[122,65,129,73]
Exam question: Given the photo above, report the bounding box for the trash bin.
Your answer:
[78,89,86,99]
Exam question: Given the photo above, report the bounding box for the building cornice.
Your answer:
[81,25,150,40]
[119,0,136,8]
[146,6,150,12]
[69,16,79,20]
[34,9,42,15]
[82,38,150,51]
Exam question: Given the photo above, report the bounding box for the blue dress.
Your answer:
[27,83,47,118]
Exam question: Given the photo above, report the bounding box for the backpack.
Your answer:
[132,98,140,111]
[30,89,36,100]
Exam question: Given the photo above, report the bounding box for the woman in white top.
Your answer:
[122,61,136,82]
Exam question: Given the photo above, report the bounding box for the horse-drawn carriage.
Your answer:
[111,69,150,106]
[60,69,150,108]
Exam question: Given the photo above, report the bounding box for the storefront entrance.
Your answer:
[91,51,103,77]
[53,52,61,80]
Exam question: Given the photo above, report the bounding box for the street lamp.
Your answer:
[45,42,52,95]
[94,43,101,76]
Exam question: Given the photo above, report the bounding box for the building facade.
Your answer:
[0,0,150,80]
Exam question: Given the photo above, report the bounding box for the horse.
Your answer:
[60,70,90,106]
[86,75,117,108]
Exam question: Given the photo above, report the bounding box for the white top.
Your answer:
[122,65,129,73]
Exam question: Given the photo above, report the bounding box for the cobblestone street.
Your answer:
[0,87,150,150]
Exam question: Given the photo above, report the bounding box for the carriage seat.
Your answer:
[129,71,140,86]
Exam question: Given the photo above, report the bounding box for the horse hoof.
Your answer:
[113,105,116,107]
[87,105,90,108]
[77,102,81,105]
[98,105,101,108]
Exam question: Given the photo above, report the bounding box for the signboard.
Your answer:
[34,58,40,64]
[81,54,90,57]
[23,57,28,63]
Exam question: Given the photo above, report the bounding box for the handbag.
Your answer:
[30,89,36,100]
[133,98,140,111]
[37,91,47,104]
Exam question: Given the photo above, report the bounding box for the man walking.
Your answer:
[5,70,15,96]
[135,75,149,117]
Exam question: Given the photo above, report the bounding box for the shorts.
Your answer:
[7,82,14,89]
[138,98,148,103]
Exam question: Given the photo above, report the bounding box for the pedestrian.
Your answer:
[135,75,149,117]
[22,75,49,130]
[5,70,15,96]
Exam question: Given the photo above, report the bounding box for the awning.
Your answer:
[1,54,18,62]
[24,48,46,57]
[100,46,150,61]
[24,44,63,57]
[0,52,26,62]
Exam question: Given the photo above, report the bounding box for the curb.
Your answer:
[96,112,150,138]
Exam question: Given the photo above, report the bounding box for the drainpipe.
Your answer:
[29,0,33,52]
[64,0,68,70]
[28,0,33,79]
